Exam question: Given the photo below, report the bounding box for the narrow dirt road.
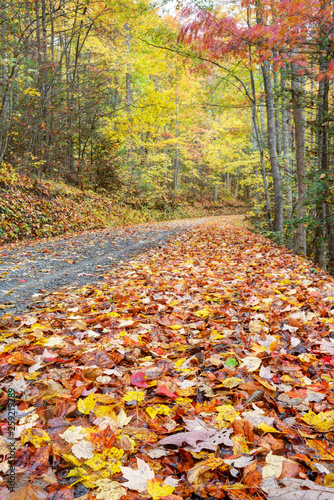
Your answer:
[0,216,230,317]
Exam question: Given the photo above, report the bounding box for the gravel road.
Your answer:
[0,218,211,317]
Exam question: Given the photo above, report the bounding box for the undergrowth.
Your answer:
[0,164,245,244]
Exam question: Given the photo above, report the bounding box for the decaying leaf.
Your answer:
[94,479,126,500]
[120,458,155,492]
[72,439,95,459]
[262,452,286,480]
[267,477,334,499]
[158,428,233,451]
[240,356,262,372]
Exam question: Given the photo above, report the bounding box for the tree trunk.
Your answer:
[213,184,218,202]
[314,62,329,268]
[273,61,282,157]
[250,66,272,227]
[280,67,293,219]
[291,62,307,256]
[261,60,284,240]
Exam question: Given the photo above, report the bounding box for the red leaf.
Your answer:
[156,385,177,398]
[130,372,149,388]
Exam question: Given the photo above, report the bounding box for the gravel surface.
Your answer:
[0,217,212,317]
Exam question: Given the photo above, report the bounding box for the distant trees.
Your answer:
[0,0,254,209]
[179,0,334,270]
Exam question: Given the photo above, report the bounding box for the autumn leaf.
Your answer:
[94,479,126,500]
[147,478,175,499]
[77,392,97,414]
[301,410,334,432]
[21,428,50,448]
[120,458,155,492]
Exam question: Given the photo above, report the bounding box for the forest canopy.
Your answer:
[0,0,334,270]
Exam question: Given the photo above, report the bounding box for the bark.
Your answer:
[314,63,329,268]
[280,67,293,219]
[291,62,307,256]
[213,184,218,202]
[261,60,284,239]
[273,61,282,157]
[250,67,272,227]
[234,168,240,199]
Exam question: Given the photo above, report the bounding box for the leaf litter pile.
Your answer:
[1,216,334,500]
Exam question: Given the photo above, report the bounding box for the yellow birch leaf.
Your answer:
[85,448,123,473]
[93,394,115,404]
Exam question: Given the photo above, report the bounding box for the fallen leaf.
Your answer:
[120,457,155,492]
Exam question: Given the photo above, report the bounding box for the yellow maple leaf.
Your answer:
[85,448,124,473]
[147,478,175,499]
[21,428,50,448]
[146,404,173,420]
[194,308,212,318]
[123,390,145,402]
[95,405,116,419]
[77,392,96,415]
[216,405,239,426]
[301,410,334,432]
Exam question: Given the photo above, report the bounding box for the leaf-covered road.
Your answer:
[0,217,213,317]
[1,216,334,500]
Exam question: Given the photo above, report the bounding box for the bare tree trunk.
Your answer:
[291,62,307,255]
[261,60,284,240]
[213,184,218,202]
[250,67,272,227]
[273,61,282,157]
[314,62,329,268]
[280,67,293,219]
